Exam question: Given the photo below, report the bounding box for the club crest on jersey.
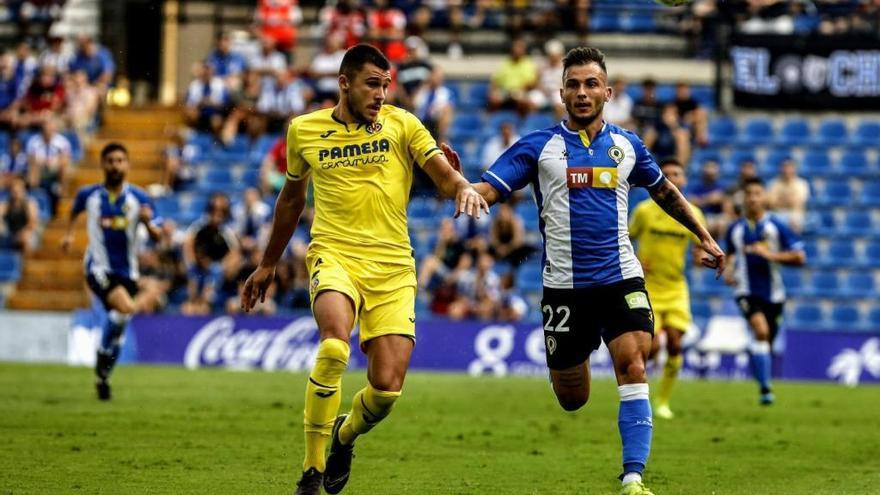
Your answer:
[608,146,625,164]
[365,121,383,134]
[566,167,619,189]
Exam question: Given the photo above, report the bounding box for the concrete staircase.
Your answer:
[6,106,182,311]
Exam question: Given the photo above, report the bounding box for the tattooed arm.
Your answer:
[649,178,726,277]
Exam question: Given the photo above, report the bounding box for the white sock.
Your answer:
[622,472,642,485]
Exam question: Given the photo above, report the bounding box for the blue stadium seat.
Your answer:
[777,118,811,146]
[867,307,880,329]
[691,86,714,109]
[0,250,21,282]
[153,196,180,219]
[514,202,539,231]
[521,113,555,133]
[694,268,728,297]
[761,149,792,178]
[850,120,880,147]
[791,303,824,328]
[241,168,260,187]
[449,112,483,140]
[816,179,850,207]
[486,111,519,136]
[801,239,821,262]
[590,12,621,32]
[793,14,820,33]
[811,119,848,147]
[780,267,805,297]
[28,189,51,221]
[691,300,711,320]
[516,262,544,292]
[407,197,437,229]
[203,167,232,184]
[823,240,857,268]
[810,270,840,298]
[859,182,880,207]
[839,150,871,178]
[841,272,875,298]
[858,240,880,268]
[830,304,861,328]
[465,82,490,109]
[707,117,737,146]
[620,13,657,32]
[801,150,832,178]
[63,131,83,162]
[737,118,774,146]
[840,211,872,237]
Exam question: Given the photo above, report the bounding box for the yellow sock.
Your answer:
[658,354,683,406]
[303,338,350,472]
[338,384,401,445]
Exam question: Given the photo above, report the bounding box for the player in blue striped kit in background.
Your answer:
[724,177,806,405]
[62,143,162,400]
[447,47,726,495]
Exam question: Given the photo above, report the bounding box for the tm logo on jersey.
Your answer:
[566,167,619,189]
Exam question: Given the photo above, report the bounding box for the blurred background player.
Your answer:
[61,143,162,400]
[239,44,486,495]
[630,157,706,420]
[456,47,725,495]
[724,178,806,405]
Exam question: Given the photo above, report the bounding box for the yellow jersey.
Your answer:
[286,105,442,266]
[629,199,706,297]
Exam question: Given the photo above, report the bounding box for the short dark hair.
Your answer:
[100,142,128,160]
[743,177,764,189]
[659,157,683,169]
[339,44,391,79]
[562,46,607,78]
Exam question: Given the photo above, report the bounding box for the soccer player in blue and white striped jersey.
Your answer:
[62,143,162,400]
[447,47,726,495]
[724,177,806,405]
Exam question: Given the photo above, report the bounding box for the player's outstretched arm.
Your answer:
[240,177,308,312]
[649,178,725,277]
[423,144,489,219]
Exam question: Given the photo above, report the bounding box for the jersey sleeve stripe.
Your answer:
[424,147,440,157]
[646,173,664,188]
[484,170,512,192]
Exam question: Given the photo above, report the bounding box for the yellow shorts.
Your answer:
[647,290,692,333]
[306,247,417,348]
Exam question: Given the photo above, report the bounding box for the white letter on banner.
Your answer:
[525,327,547,365]
[468,325,514,377]
[184,317,235,369]
[731,47,778,94]
[857,51,880,96]
[802,55,828,93]
[829,51,858,97]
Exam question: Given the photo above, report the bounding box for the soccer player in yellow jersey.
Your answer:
[240,44,488,495]
[629,158,706,420]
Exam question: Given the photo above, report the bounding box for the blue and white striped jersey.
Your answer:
[71,183,159,281]
[725,214,804,303]
[481,121,663,289]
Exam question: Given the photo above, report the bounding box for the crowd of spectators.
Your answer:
[0,32,114,255]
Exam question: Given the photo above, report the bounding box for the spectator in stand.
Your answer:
[65,70,99,138]
[68,35,115,93]
[308,34,346,105]
[181,249,222,315]
[366,0,407,62]
[255,0,303,55]
[247,36,288,83]
[688,158,726,238]
[319,0,366,48]
[260,135,287,195]
[38,36,71,75]
[231,187,272,257]
[262,68,311,133]
[184,61,228,134]
[604,78,634,129]
[220,70,269,145]
[488,37,537,116]
[13,42,37,96]
[448,251,501,321]
[418,217,466,291]
[527,39,566,119]
[136,219,187,314]
[0,137,28,187]
[481,120,519,170]
[206,33,247,88]
[497,271,528,322]
[162,131,196,192]
[489,202,534,267]
[182,193,241,314]
[395,36,433,111]
[726,158,759,217]
[767,158,810,232]
[632,78,662,135]
[0,54,21,130]
[20,65,65,129]
[26,118,71,217]
[0,176,40,253]
[673,81,708,146]
[413,67,454,142]
[635,80,690,168]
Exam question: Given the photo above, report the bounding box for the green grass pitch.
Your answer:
[1,363,878,494]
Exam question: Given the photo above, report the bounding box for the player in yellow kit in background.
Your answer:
[240,44,488,495]
[629,158,706,420]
